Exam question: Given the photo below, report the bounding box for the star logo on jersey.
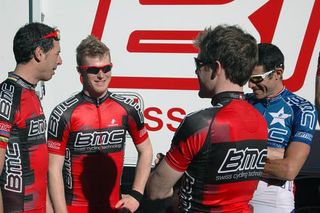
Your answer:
[269,107,291,127]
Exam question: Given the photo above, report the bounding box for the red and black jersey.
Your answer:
[0,72,48,213]
[47,91,148,212]
[165,92,268,213]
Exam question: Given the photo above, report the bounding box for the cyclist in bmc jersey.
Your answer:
[145,25,268,213]
[247,43,317,213]
[47,35,152,213]
[0,23,62,213]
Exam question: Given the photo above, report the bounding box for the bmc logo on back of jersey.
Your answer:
[218,148,267,174]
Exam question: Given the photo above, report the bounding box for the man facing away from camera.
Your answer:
[145,25,268,213]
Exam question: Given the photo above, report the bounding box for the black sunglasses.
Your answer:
[194,57,212,72]
[78,63,113,74]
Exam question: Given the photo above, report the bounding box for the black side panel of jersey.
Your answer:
[47,92,83,206]
[47,93,82,141]
[0,80,18,122]
[172,108,215,146]
[0,80,24,212]
[109,93,145,130]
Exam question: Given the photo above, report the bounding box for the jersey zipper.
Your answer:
[96,98,103,149]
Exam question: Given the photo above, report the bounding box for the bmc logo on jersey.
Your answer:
[111,92,144,123]
[218,148,267,174]
[48,96,79,137]
[74,129,125,147]
[4,143,22,193]
[28,118,46,137]
[73,129,125,153]
[0,83,14,120]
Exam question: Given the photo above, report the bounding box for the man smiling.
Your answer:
[47,35,153,213]
[247,43,318,213]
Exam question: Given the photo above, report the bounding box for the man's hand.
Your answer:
[115,194,140,213]
[154,153,165,168]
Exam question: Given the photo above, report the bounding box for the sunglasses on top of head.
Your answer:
[41,29,60,41]
[249,69,275,84]
[78,63,113,75]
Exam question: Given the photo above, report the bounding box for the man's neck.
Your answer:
[214,82,243,96]
[267,82,284,98]
[83,89,108,99]
[14,64,38,85]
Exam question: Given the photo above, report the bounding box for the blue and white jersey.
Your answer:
[247,88,318,211]
[246,88,317,148]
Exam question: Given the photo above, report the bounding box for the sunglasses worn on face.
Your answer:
[41,29,60,41]
[194,57,212,72]
[249,70,275,84]
[78,63,113,74]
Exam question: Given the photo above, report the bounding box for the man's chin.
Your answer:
[41,75,53,82]
[253,92,266,100]
[198,91,212,99]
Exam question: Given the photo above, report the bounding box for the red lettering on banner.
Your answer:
[144,107,163,131]
[249,0,320,92]
[91,0,319,92]
[283,0,319,91]
[144,107,186,131]
[167,107,186,131]
[109,76,198,90]
[139,0,234,5]
[249,0,283,43]
[127,30,199,53]
[91,0,111,39]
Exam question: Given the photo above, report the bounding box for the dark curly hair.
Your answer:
[13,22,57,64]
[194,25,258,86]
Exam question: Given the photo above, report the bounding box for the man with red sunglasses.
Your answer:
[0,22,62,213]
[247,43,318,212]
[47,35,153,213]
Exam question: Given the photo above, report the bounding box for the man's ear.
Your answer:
[211,61,221,80]
[33,46,43,62]
[77,69,86,84]
[274,68,284,79]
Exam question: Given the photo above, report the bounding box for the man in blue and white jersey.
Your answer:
[246,43,318,213]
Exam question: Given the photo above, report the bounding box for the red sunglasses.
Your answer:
[78,63,113,74]
[42,29,60,41]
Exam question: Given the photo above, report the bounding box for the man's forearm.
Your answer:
[48,172,68,213]
[0,189,3,213]
[147,170,174,200]
[132,150,152,193]
[264,142,310,181]
[46,187,54,213]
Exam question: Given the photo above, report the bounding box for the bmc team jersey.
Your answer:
[165,92,268,213]
[246,88,317,211]
[47,91,148,212]
[0,72,48,213]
